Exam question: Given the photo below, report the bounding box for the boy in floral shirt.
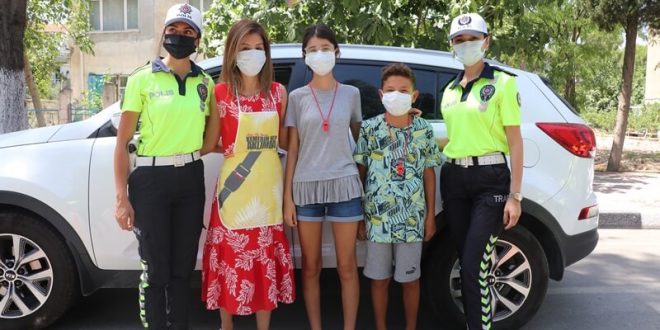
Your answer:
[354,63,441,330]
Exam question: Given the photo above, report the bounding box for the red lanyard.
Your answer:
[308,82,338,133]
[386,113,411,177]
[386,113,411,159]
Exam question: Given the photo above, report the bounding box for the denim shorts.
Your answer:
[296,197,364,222]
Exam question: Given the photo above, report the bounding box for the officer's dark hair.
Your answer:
[381,63,416,88]
[302,24,340,57]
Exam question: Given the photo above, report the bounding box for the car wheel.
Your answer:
[0,212,78,330]
[423,226,549,329]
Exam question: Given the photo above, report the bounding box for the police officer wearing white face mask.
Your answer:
[439,13,524,330]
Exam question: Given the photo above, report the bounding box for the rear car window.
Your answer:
[540,77,580,116]
[331,63,439,120]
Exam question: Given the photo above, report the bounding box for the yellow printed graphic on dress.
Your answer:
[217,111,283,229]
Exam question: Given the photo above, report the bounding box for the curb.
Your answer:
[599,212,660,229]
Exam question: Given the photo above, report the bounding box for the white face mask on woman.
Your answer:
[382,91,413,116]
[453,39,486,66]
[305,51,336,76]
[236,49,266,77]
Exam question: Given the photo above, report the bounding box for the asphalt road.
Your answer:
[49,229,660,330]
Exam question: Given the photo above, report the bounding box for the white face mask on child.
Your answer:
[382,91,412,116]
[305,51,336,76]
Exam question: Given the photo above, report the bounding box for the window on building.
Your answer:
[91,0,138,31]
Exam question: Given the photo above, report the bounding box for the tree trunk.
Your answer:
[0,0,28,134]
[564,75,576,110]
[564,25,579,110]
[606,18,637,171]
[24,53,46,127]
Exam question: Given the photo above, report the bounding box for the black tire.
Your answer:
[423,226,549,330]
[0,212,78,330]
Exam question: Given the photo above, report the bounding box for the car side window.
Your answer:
[332,63,439,120]
[274,66,293,90]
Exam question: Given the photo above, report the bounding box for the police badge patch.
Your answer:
[197,83,208,112]
[480,85,496,102]
[479,84,496,112]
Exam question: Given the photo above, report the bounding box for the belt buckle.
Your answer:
[234,164,250,178]
[173,154,186,167]
[461,156,469,168]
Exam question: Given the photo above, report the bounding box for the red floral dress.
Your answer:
[201,82,295,315]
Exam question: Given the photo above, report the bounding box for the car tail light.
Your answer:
[536,123,596,158]
[578,205,599,220]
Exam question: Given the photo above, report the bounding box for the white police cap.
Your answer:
[164,3,203,35]
[449,13,488,41]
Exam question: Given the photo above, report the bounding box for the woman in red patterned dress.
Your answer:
[201,20,295,330]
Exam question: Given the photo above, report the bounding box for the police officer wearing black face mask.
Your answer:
[114,3,219,330]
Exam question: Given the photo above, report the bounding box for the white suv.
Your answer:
[0,44,599,330]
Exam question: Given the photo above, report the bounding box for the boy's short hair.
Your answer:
[381,63,416,88]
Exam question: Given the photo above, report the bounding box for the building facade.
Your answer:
[66,0,212,106]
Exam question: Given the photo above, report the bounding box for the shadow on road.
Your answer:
[51,269,454,330]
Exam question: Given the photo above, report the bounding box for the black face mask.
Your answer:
[163,34,197,59]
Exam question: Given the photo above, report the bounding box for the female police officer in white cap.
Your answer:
[113,3,218,329]
[440,13,523,330]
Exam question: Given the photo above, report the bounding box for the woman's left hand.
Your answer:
[503,198,521,230]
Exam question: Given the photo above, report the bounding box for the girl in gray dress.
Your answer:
[283,24,363,330]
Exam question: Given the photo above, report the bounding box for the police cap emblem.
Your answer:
[458,15,472,26]
[179,3,192,14]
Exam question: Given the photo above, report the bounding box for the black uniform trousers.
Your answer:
[128,159,205,330]
[441,162,510,330]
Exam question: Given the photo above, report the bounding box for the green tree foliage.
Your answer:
[25,0,93,97]
[202,0,646,112]
[586,0,660,171]
[202,0,540,55]
[575,30,622,113]
[203,0,451,56]
[632,44,647,105]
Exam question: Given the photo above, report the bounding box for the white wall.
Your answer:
[645,30,660,104]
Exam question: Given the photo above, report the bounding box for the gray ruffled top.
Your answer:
[285,83,364,205]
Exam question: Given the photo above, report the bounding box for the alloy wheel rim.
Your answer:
[449,239,533,322]
[0,234,53,319]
